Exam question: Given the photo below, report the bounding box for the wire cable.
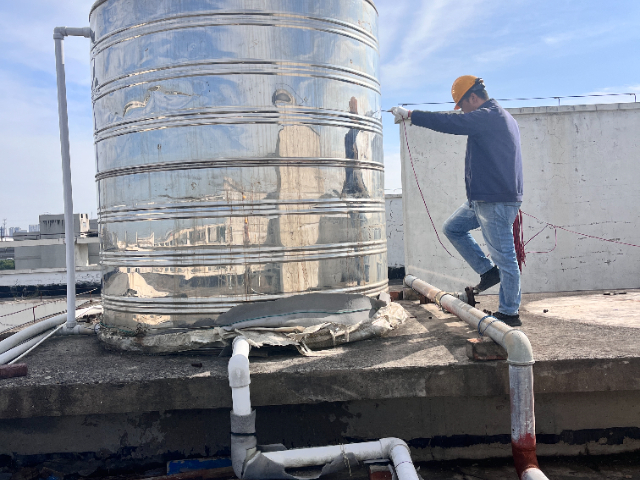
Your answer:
[400,118,454,257]
[396,92,637,108]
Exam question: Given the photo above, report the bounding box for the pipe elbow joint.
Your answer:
[503,329,535,366]
[379,437,409,456]
[380,438,419,480]
[53,27,67,39]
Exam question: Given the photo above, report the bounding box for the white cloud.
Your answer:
[380,0,508,93]
[0,1,94,81]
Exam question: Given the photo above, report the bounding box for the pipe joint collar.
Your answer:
[231,410,256,435]
[503,329,535,365]
[53,27,66,39]
[60,324,96,335]
[403,275,416,289]
[434,291,451,307]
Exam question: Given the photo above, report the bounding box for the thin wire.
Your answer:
[523,224,548,248]
[401,118,454,257]
[0,287,99,320]
[395,92,637,108]
[522,211,640,249]
[526,228,558,255]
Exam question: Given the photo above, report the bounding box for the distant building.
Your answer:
[11,213,99,270]
[40,213,91,239]
[8,227,24,237]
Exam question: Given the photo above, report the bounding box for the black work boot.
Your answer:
[473,265,500,294]
[493,311,522,327]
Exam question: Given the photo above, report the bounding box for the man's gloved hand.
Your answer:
[391,106,410,124]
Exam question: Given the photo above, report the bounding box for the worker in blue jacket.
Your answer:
[391,76,523,327]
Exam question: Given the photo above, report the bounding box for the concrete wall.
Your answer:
[88,242,100,266]
[400,103,640,293]
[13,238,98,270]
[385,194,404,268]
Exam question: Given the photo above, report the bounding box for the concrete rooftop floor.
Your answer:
[1,287,639,420]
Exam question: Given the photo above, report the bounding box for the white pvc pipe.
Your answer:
[0,330,53,365]
[262,441,383,467]
[227,338,420,480]
[53,26,90,330]
[8,324,65,364]
[404,274,547,480]
[0,306,101,358]
[404,275,534,366]
[522,468,550,480]
[229,337,252,416]
[385,438,419,480]
[231,386,252,416]
[260,438,419,480]
[54,31,76,330]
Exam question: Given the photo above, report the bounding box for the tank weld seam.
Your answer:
[100,208,386,223]
[99,197,384,211]
[91,60,380,100]
[99,247,389,267]
[93,107,383,138]
[94,107,381,135]
[101,239,386,254]
[90,11,378,46]
[95,119,382,143]
[100,281,390,311]
[90,0,380,17]
[91,13,379,55]
[95,158,384,180]
[101,242,388,258]
[99,199,386,211]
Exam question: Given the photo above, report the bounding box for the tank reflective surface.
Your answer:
[90,0,387,330]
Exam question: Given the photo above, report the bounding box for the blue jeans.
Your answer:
[443,200,522,315]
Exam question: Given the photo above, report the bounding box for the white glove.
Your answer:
[391,106,410,124]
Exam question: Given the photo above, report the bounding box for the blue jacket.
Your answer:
[410,99,523,202]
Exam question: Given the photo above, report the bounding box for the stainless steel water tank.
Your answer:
[90,0,387,331]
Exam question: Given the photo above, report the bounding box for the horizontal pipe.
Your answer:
[260,438,418,480]
[8,324,64,364]
[54,26,91,38]
[0,330,53,365]
[404,275,533,365]
[261,441,383,467]
[0,306,102,359]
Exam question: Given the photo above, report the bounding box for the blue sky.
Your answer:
[1,0,639,228]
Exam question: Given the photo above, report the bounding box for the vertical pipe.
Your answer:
[509,365,540,478]
[53,30,77,330]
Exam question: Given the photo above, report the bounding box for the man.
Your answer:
[391,76,523,327]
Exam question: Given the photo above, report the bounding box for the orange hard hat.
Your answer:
[452,75,484,110]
